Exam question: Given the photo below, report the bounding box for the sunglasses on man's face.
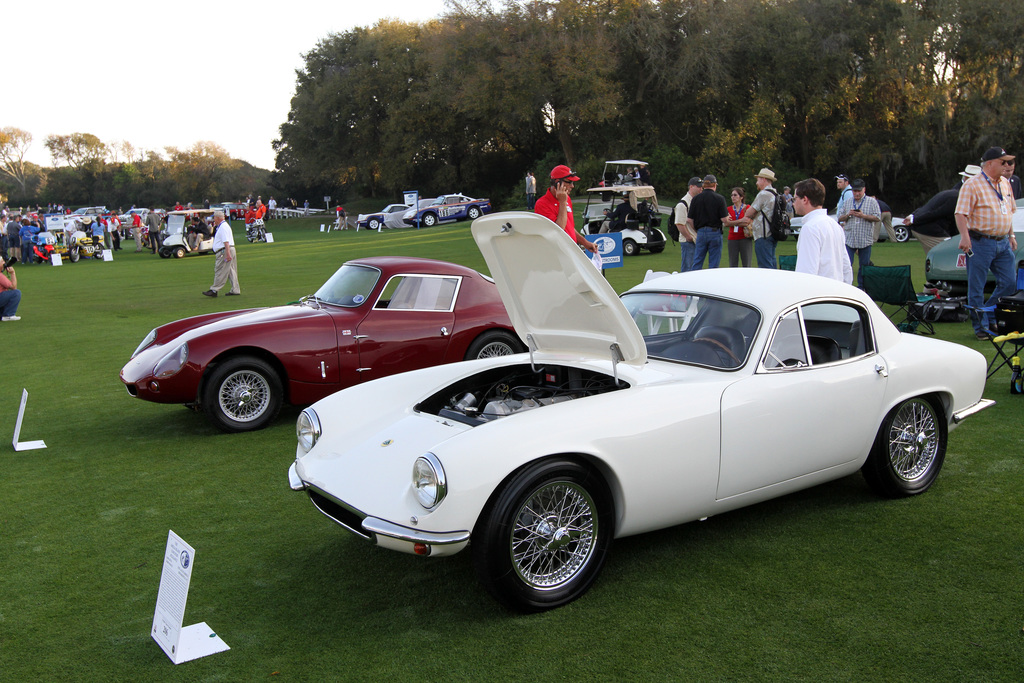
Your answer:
[1002,160,1016,166]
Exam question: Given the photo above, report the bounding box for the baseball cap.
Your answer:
[981,146,1015,162]
[688,177,702,187]
[702,174,717,184]
[550,164,580,181]
[851,178,866,190]
[835,174,849,181]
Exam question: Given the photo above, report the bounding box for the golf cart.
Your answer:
[160,209,216,258]
[581,182,668,256]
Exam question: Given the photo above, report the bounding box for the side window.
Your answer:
[764,310,807,369]
[376,276,460,311]
[802,301,873,361]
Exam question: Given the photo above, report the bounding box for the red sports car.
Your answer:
[119,257,524,432]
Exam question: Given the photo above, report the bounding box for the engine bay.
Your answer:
[416,363,625,426]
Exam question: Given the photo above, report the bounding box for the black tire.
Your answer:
[368,218,381,230]
[464,330,522,360]
[472,458,613,612]
[862,396,947,498]
[894,225,910,243]
[422,213,438,227]
[202,356,283,433]
[69,247,80,263]
[622,239,638,256]
[173,246,186,259]
[647,245,665,254]
[467,206,482,220]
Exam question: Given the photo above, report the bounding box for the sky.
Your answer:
[8,0,450,171]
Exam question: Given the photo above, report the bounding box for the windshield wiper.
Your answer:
[300,295,324,309]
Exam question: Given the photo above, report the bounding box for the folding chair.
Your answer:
[778,255,796,271]
[861,264,935,334]
[987,267,1024,377]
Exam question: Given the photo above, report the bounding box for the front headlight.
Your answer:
[412,453,447,510]
[153,342,188,378]
[296,409,322,454]
[131,329,157,358]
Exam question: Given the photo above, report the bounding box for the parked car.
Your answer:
[287,211,992,612]
[219,202,248,220]
[120,257,523,433]
[923,198,1024,293]
[71,206,108,217]
[790,213,910,242]
[403,194,492,227]
[356,203,410,230]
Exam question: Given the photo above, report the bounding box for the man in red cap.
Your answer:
[534,164,598,254]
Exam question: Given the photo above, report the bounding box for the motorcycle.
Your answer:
[66,230,105,262]
[245,217,267,243]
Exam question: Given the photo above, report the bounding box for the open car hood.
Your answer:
[471,211,646,368]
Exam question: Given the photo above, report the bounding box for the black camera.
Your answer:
[2,255,16,271]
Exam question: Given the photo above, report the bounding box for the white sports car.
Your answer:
[288,211,992,612]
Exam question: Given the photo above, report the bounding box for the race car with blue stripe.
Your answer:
[403,194,492,227]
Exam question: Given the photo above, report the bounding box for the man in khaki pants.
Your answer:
[202,210,240,297]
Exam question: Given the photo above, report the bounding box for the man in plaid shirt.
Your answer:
[838,178,880,288]
[955,146,1019,339]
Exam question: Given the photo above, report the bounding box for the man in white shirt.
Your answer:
[834,174,853,213]
[793,178,853,284]
[203,210,240,297]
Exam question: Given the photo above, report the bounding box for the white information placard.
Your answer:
[265,233,274,243]
[102,249,113,261]
[152,530,229,664]
[320,224,325,232]
[12,389,46,451]
[50,253,63,266]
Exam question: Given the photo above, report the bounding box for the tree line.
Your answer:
[0,129,271,210]
[273,0,1023,212]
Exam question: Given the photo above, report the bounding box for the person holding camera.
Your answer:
[1,257,21,321]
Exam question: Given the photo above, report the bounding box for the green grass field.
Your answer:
[3,215,1022,680]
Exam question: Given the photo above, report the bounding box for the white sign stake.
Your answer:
[12,389,46,451]
[152,530,229,664]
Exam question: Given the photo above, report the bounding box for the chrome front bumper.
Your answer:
[288,462,470,556]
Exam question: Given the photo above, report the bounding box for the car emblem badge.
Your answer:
[381,439,393,447]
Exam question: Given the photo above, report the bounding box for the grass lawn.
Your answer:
[2,216,1022,680]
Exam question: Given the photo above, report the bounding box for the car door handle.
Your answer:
[440,326,449,336]
[875,364,888,378]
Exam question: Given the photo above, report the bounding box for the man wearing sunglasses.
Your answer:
[998,155,1022,200]
[534,165,598,255]
[954,146,1019,340]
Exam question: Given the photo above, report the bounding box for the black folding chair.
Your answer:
[862,264,935,334]
[987,268,1024,377]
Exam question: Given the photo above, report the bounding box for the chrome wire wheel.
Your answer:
[217,369,271,423]
[886,398,939,482]
[510,480,598,590]
[477,340,515,358]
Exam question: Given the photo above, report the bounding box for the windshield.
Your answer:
[313,264,381,307]
[620,291,760,370]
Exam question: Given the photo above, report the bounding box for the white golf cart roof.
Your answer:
[582,184,660,213]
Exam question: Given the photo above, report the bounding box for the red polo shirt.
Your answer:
[534,188,578,243]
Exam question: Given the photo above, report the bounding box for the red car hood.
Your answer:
[150,303,348,347]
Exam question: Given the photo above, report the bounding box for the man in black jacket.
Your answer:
[903,164,979,254]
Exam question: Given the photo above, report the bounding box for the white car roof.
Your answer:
[472,211,647,367]
[628,267,875,313]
